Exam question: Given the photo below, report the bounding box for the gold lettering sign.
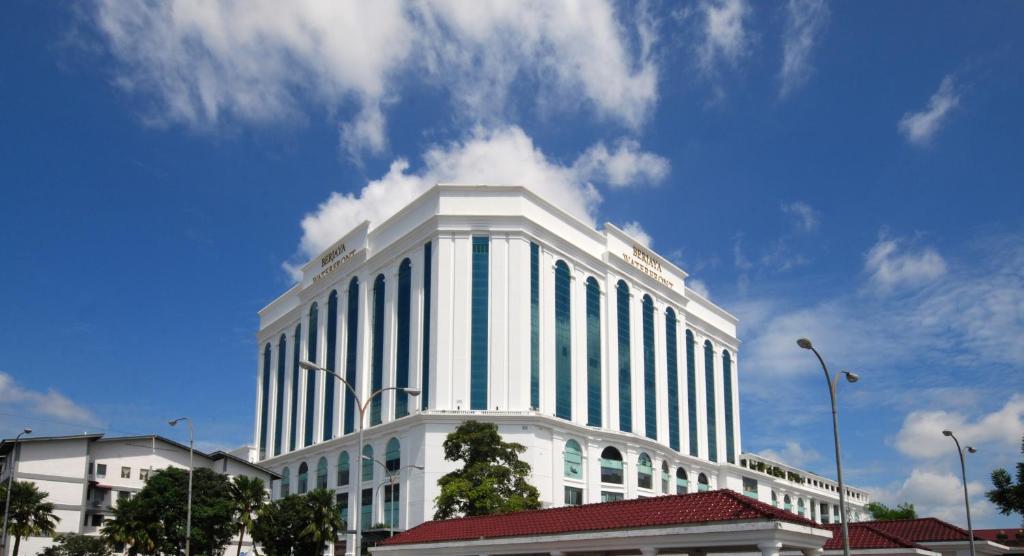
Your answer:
[622,244,674,289]
[312,244,360,284]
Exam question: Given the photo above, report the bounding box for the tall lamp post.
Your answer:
[1,428,32,556]
[366,458,423,537]
[797,338,859,556]
[942,430,977,556]
[168,417,194,556]
[300,360,420,556]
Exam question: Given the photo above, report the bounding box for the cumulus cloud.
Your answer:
[865,235,947,293]
[688,278,712,299]
[621,221,653,247]
[760,440,822,468]
[698,0,751,75]
[899,75,960,146]
[779,0,829,98]
[894,395,1024,460]
[781,201,821,232]
[574,140,671,189]
[0,371,100,426]
[93,0,659,156]
[878,468,989,524]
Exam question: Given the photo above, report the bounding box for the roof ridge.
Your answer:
[859,522,928,550]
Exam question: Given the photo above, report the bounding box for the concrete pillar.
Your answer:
[758,541,783,556]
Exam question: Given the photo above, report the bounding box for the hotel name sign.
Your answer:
[311,242,361,285]
[622,244,675,289]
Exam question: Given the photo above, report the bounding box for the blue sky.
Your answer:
[1,0,1022,527]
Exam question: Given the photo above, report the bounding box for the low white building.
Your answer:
[0,433,279,556]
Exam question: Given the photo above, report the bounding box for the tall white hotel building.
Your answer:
[254,185,869,549]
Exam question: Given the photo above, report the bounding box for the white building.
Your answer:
[253,185,870,553]
[0,433,278,556]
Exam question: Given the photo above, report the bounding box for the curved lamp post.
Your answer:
[300,359,419,556]
[797,338,858,556]
[365,458,424,536]
[1,428,32,556]
[168,417,194,556]
[943,430,977,556]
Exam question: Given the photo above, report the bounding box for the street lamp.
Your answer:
[168,417,194,556]
[300,360,420,556]
[797,338,858,556]
[943,430,977,556]
[366,458,424,536]
[1,428,32,556]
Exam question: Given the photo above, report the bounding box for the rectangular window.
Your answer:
[600,491,624,502]
[96,463,107,478]
[586,278,602,427]
[337,492,349,524]
[88,462,94,476]
[530,242,539,410]
[117,490,130,502]
[665,310,680,451]
[139,469,149,481]
[90,514,104,527]
[361,488,373,530]
[742,477,758,498]
[421,241,432,410]
[383,484,400,528]
[554,261,572,420]
[616,282,632,432]
[686,331,699,457]
[564,486,584,506]
[470,236,489,410]
[120,466,131,479]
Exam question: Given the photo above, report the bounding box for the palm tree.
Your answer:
[101,496,157,556]
[301,489,345,554]
[3,481,59,556]
[229,475,267,556]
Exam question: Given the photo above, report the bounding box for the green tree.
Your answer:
[301,489,345,552]
[252,490,342,556]
[40,533,112,556]
[987,436,1024,519]
[866,502,918,520]
[101,495,158,556]
[229,475,268,556]
[433,421,541,520]
[0,480,59,556]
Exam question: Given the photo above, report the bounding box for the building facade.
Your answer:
[253,185,869,553]
[0,434,278,556]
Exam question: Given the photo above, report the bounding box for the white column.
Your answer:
[606,274,620,432]
[758,541,783,556]
[507,237,530,411]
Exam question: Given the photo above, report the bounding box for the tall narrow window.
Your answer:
[661,461,670,494]
[370,275,385,426]
[274,334,286,456]
[704,340,717,462]
[637,453,653,490]
[259,343,271,460]
[290,324,301,452]
[616,280,632,433]
[361,488,373,531]
[564,440,583,480]
[323,290,338,441]
[316,457,328,489]
[281,467,290,497]
[384,483,400,528]
[298,462,309,494]
[723,350,735,463]
[676,468,688,494]
[686,330,698,457]
[600,447,623,484]
[362,445,374,482]
[344,278,359,435]
[337,452,350,486]
[395,259,412,419]
[530,242,540,409]
[385,438,401,472]
[304,303,319,447]
[554,260,571,420]
[470,236,489,410]
[665,309,680,452]
[586,277,602,427]
[642,295,657,440]
[698,473,709,492]
[421,242,432,410]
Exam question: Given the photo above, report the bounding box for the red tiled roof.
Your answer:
[975,529,1024,546]
[823,523,924,551]
[860,518,982,542]
[383,490,818,546]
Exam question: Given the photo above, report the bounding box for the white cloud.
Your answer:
[878,468,989,524]
[688,278,711,299]
[698,0,751,75]
[93,0,659,155]
[621,221,653,247]
[574,140,671,189]
[899,75,960,146]
[0,371,100,426]
[779,0,829,98]
[894,394,1024,460]
[781,201,821,232]
[865,235,947,293]
[760,441,822,468]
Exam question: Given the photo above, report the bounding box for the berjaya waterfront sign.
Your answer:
[302,220,370,289]
[622,244,675,289]
[312,242,360,284]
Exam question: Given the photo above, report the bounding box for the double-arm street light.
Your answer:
[299,359,420,556]
[797,338,859,556]
[1,428,32,556]
[365,457,424,537]
[943,429,977,556]
[168,417,194,556]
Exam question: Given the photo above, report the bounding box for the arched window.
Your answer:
[676,468,688,494]
[337,452,350,487]
[784,494,793,512]
[722,349,735,463]
[274,334,286,457]
[704,340,718,462]
[290,324,301,452]
[385,438,401,472]
[616,281,632,433]
[600,447,623,484]
[554,260,572,420]
[661,461,670,494]
[530,242,540,410]
[564,440,583,480]
[637,453,653,490]
[642,295,657,440]
[395,259,412,419]
[370,275,386,425]
[316,456,328,489]
[344,278,359,434]
[771,491,778,507]
[362,445,374,482]
[585,277,602,427]
[281,467,290,497]
[323,291,338,441]
[259,343,271,460]
[697,472,709,492]
[686,330,698,457]
[797,497,805,517]
[304,302,319,447]
[421,243,433,410]
[470,236,489,410]
[298,462,309,494]
[665,308,680,452]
